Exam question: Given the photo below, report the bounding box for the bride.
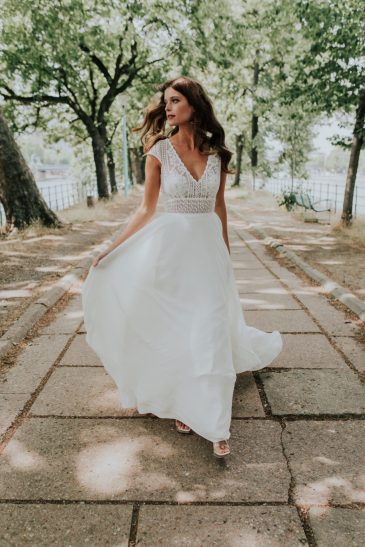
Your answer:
[81,76,283,459]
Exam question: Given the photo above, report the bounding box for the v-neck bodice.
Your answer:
[167,138,211,184]
[145,138,221,213]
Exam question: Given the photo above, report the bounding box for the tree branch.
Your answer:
[0,85,69,105]
[79,42,112,85]
[88,65,98,120]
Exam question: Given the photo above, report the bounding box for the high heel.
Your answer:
[213,440,230,458]
[175,419,191,434]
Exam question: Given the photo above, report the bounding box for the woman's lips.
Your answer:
[167,115,175,119]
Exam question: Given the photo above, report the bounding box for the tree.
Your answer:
[0,110,62,230]
[204,0,307,186]
[269,102,315,188]
[0,0,184,199]
[291,0,365,225]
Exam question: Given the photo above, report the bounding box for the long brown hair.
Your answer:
[132,76,234,174]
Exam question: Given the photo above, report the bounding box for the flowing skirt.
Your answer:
[81,211,282,442]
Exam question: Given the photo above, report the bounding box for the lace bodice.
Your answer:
[145,138,221,213]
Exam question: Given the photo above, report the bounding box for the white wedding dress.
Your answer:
[81,137,282,443]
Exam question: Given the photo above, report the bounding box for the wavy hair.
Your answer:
[132,76,234,174]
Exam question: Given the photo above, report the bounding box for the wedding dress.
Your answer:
[81,137,282,443]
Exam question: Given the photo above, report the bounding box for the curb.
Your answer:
[228,205,365,323]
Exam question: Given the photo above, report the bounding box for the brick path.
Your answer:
[0,205,364,546]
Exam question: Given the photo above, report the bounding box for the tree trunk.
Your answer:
[128,146,134,186]
[106,145,118,194]
[130,146,145,185]
[251,114,258,168]
[341,87,365,226]
[250,54,260,190]
[91,132,109,199]
[0,111,62,230]
[232,134,244,187]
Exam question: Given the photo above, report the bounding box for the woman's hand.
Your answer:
[92,251,110,267]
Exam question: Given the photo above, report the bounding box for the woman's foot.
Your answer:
[175,419,191,434]
[213,440,230,458]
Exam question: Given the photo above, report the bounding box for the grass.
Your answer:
[1,187,142,241]
[58,191,128,223]
[332,217,365,249]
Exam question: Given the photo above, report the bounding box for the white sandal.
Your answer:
[175,419,191,434]
[213,440,231,458]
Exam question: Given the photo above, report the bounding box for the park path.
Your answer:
[0,202,364,546]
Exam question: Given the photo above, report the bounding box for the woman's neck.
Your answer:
[171,124,196,150]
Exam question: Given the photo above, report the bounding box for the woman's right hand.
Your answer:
[92,251,110,267]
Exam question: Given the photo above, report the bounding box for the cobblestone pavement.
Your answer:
[0,205,364,546]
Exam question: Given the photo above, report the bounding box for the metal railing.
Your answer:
[0,179,98,227]
[263,174,365,217]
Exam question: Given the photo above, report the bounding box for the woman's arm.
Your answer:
[93,154,161,266]
[214,169,230,255]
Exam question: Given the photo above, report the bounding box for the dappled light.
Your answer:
[22,235,66,244]
[36,266,69,273]
[0,289,32,298]
[313,456,340,465]
[76,436,177,496]
[298,475,365,505]
[4,440,49,472]
[319,259,345,265]
[52,254,86,262]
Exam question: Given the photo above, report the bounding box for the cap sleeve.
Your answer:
[144,140,162,164]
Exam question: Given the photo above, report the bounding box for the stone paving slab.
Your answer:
[59,333,101,367]
[30,367,137,417]
[0,393,29,437]
[39,296,83,335]
[291,290,360,337]
[230,247,250,253]
[333,336,365,373]
[78,323,86,334]
[232,254,264,263]
[240,293,301,310]
[282,421,365,505]
[30,368,265,418]
[270,334,347,369]
[232,373,265,417]
[260,369,365,415]
[0,335,69,394]
[237,279,285,293]
[245,310,321,333]
[0,503,132,546]
[231,259,264,269]
[309,507,365,547]
[136,505,306,546]
[0,418,290,502]
[234,269,278,281]
[260,261,308,287]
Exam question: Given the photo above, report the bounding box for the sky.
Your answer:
[312,116,351,155]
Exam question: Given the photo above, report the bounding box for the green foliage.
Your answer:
[277,189,298,211]
[1,0,362,196]
[290,0,365,116]
[0,0,200,137]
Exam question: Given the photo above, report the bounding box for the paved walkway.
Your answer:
[0,206,364,546]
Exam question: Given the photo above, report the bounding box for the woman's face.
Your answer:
[164,86,194,127]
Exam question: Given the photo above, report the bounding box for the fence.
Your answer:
[263,173,365,217]
[2,172,365,226]
[0,178,98,227]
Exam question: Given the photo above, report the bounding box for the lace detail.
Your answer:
[145,138,221,213]
[165,197,216,213]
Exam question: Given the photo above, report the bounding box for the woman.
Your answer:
[81,76,283,458]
